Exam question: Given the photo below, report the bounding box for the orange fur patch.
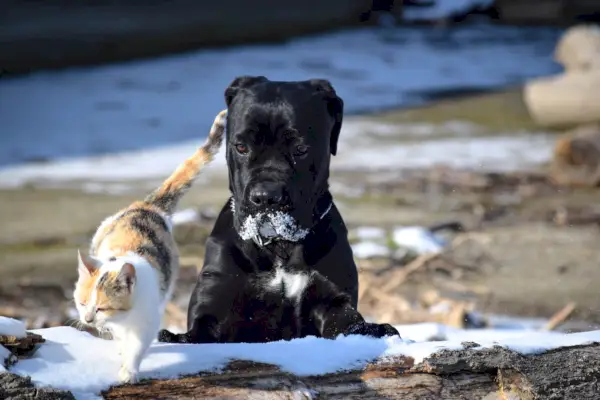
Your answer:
[75,269,100,305]
[154,149,211,198]
[76,270,133,316]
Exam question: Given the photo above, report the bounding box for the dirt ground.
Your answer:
[2,88,600,330]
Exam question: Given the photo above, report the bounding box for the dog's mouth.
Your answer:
[235,203,310,245]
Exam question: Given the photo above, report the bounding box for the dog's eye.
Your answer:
[96,307,107,312]
[235,143,249,155]
[294,144,309,156]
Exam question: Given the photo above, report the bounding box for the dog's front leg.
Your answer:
[158,238,245,344]
[300,271,400,339]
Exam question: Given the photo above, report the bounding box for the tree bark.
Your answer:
[103,343,600,399]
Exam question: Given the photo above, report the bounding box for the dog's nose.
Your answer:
[249,183,284,207]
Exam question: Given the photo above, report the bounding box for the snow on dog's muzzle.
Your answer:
[238,210,309,246]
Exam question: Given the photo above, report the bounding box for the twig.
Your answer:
[542,302,577,331]
[382,252,440,292]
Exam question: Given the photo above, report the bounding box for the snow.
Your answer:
[237,209,309,244]
[403,0,495,21]
[0,138,227,189]
[0,121,556,194]
[334,126,555,173]
[170,208,200,226]
[0,316,27,338]
[354,226,386,241]
[351,241,391,259]
[6,325,600,399]
[393,226,448,254]
[0,345,11,372]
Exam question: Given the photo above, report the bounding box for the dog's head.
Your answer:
[224,76,343,244]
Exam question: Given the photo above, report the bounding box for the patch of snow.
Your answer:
[393,226,447,254]
[0,119,555,191]
[403,0,494,22]
[0,138,227,189]
[333,128,555,173]
[8,326,600,399]
[428,301,453,315]
[345,119,483,140]
[0,345,11,372]
[485,314,549,331]
[352,241,391,259]
[354,226,386,241]
[171,208,199,225]
[0,316,27,338]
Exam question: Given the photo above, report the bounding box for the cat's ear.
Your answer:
[116,263,136,293]
[78,249,100,276]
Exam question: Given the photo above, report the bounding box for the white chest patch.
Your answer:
[268,268,309,300]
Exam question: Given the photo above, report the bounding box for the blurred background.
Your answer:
[2,0,600,339]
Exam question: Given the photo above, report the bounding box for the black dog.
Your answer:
[159,76,399,343]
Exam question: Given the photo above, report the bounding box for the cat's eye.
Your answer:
[235,143,249,155]
[96,307,107,312]
[79,302,86,307]
[294,144,309,156]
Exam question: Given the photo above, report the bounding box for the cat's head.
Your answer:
[73,250,136,328]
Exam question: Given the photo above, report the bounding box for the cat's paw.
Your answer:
[344,322,400,338]
[118,365,139,384]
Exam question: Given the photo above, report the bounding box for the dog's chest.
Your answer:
[266,268,309,300]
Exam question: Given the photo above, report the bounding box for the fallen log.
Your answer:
[103,343,600,399]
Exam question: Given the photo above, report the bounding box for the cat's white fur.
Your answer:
[74,252,170,383]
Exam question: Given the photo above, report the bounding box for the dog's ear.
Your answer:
[225,76,269,107]
[310,79,344,156]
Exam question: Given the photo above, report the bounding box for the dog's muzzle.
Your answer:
[230,198,332,247]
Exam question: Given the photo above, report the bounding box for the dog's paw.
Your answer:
[158,329,192,343]
[118,365,138,384]
[158,329,177,343]
[345,322,400,338]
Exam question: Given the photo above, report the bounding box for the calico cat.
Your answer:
[73,109,227,383]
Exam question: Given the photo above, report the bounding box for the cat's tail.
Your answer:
[145,109,227,214]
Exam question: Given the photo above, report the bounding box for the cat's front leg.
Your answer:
[118,327,156,384]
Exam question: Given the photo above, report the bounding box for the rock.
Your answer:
[549,124,600,186]
[555,24,600,73]
[524,71,600,127]
[0,332,46,359]
[0,372,75,400]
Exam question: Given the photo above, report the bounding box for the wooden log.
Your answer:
[103,343,600,399]
[524,71,600,128]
